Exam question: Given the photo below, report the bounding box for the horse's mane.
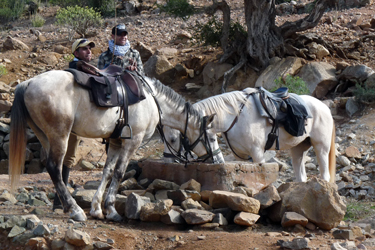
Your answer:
[146,77,201,123]
[194,90,251,127]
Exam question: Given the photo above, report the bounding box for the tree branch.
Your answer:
[221,55,247,93]
[204,0,231,51]
[280,0,338,39]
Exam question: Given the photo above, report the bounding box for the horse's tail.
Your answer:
[9,82,30,193]
[329,121,336,183]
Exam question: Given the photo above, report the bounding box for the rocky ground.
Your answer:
[1,1,375,250]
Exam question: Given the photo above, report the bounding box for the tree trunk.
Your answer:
[205,0,231,52]
[244,0,283,71]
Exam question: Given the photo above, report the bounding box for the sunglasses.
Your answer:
[78,39,88,45]
[74,39,89,52]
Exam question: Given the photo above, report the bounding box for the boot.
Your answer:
[53,165,70,211]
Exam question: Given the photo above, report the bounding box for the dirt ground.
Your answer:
[1,1,375,250]
[0,172,348,250]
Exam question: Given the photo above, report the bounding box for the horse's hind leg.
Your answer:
[90,142,120,219]
[46,141,86,221]
[290,140,312,182]
[311,139,331,182]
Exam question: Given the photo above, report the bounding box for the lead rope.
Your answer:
[110,3,117,65]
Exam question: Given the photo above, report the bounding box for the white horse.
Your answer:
[9,70,224,222]
[163,88,336,183]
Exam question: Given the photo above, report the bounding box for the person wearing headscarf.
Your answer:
[98,23,144,75]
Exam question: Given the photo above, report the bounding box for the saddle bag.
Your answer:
[282,100,307,137]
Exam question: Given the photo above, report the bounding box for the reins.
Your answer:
[138,77,218,163]
[222,91,253,160]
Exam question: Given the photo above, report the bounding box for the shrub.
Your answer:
[275,0,291,4]
[55,5,103,41]
[48,0,116,16]
[0,0,26,22]
[0,65,7,77]
[192,16,247,47]
[273,74,310,95]
[158,0,195,20]
[90,0,116,17]
[353,81,375,103]
[344,197,375,221]
[48,0,90,8]
[31,13,45,27]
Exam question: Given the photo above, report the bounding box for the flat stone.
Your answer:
[345,146,361,158]
[139,160,278,192]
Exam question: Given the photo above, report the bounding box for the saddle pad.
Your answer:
[65,68,91,88]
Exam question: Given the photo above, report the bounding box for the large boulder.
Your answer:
[202,62,233,86]
[144,54,176,84]
[133,42,153,62]
[296,62,338,99]
[337,64,374,83]
[3,36,30,51]
[267,177,346,230]
[255,57,305,90]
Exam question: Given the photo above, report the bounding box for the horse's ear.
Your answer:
[205,114,216,129]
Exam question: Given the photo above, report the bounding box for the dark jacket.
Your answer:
[69,60,79,69]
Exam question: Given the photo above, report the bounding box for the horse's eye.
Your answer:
[171,138,176,143]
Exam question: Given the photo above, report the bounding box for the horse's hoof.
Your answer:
[70,210,87,222]
[106,212,123,222]
[90,209,105,220]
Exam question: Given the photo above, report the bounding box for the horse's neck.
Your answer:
[194,94,242,133]
[148,80,199,133]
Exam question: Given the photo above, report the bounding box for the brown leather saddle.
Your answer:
[65,62,146,139]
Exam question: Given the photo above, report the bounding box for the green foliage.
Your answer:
[64,54,74,62]
[90,0,116,17]
[158,0,195,20]
[193,16,247,47]
[48,0,119,16]
[275,0,291,4]
[353,81,375,103]
[193,16,222,47]
[273,74,310,95]
[0,0,26,22]
[31,13,45,27]
[304,1,316,13]
[0,65,7,77]
[48,0,90,8]
[344,198,375,221]
[55,5,103,41]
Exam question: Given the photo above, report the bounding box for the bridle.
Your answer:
[137,76,221,164]
[159,102,222,164]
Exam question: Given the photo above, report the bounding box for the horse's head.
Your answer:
[162,114,225,164]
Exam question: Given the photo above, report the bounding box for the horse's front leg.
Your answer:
[105,139,142,222]
[46,156,87,221]
[90,143,120,219]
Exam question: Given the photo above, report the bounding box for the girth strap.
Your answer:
[259,95,280,151]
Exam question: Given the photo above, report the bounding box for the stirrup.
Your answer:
[120,124,132,139]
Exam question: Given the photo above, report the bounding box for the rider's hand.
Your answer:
[126,58,137,71]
